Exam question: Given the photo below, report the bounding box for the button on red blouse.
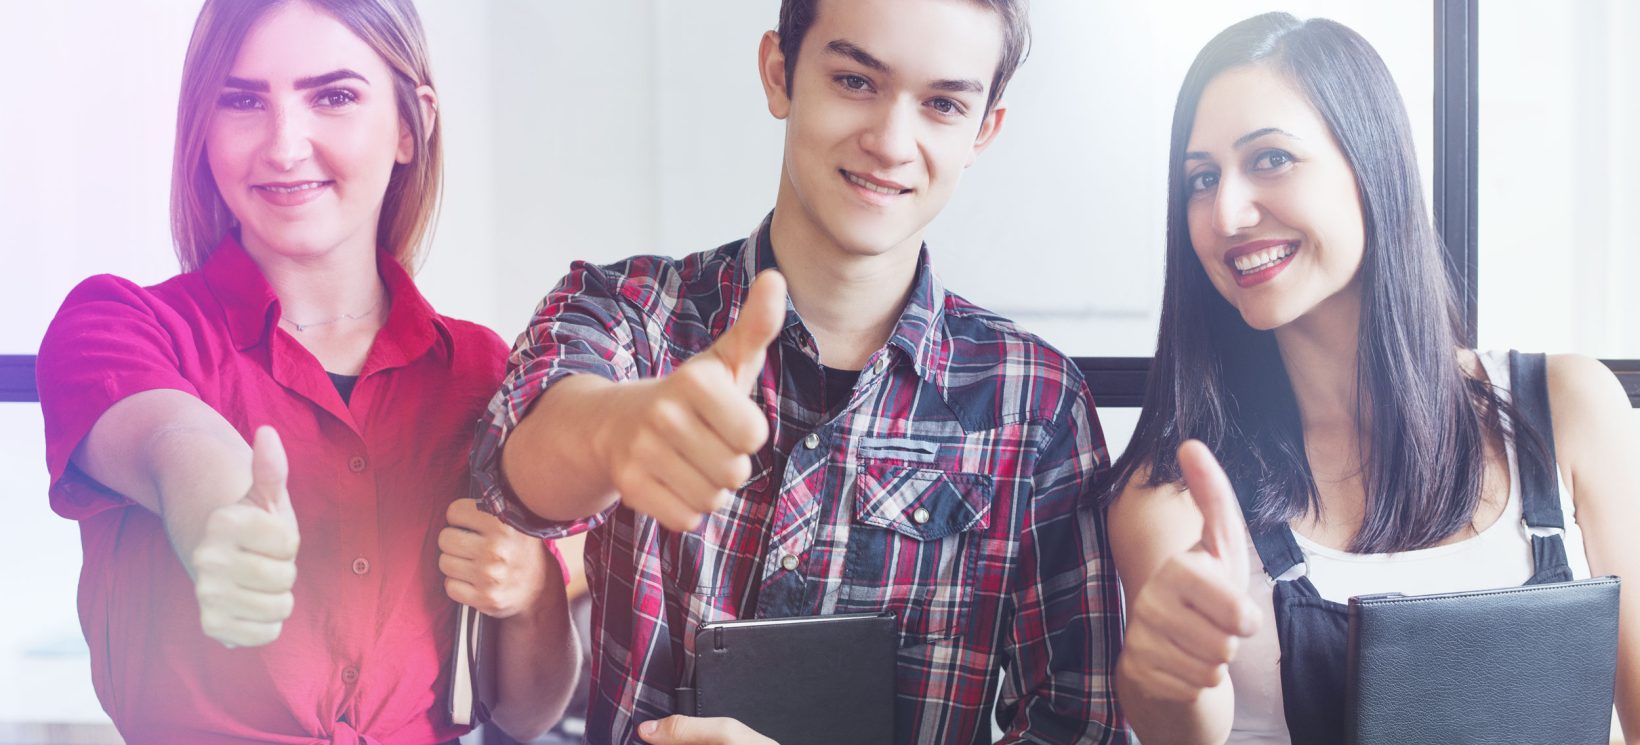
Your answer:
[37,238,513,745]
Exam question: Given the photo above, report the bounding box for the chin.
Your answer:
[1235,305,1293,332]
[825,215,922,258]
[245,228,347,260]
[834,236,901,257]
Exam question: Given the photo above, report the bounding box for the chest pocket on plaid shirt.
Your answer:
[839,462,994,645]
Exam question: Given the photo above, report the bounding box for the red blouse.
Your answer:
[38,238,510,745]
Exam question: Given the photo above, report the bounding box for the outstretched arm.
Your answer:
[76,391,300,648]
[495,271,786,533]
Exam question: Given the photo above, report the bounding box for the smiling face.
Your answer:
[205,0,414,264]
[1182,63,1367,331]
[761,0,1006,261]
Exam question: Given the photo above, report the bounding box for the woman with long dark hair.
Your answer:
[1106,12,1639,744]
[35,1,577,741]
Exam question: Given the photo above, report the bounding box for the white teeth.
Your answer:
[262,182,324,194]
[1234,243,1297,274]
[844,172,903,196]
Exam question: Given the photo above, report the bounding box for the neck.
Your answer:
[240,232,389,376]
[241,232,387,325]
[769,176,922,370]
[1273,281,1364,432]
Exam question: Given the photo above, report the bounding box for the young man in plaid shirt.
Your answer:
[471,0,1126,742]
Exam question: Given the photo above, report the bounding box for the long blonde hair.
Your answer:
[169,0,442,273]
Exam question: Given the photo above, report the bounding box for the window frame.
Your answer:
[2,355,32,403]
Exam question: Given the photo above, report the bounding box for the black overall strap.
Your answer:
[1506,350,1575,583]
[1231,477,1343,745]
[1232,476,1306,580]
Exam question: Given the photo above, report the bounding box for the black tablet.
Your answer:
[677,612,897,745]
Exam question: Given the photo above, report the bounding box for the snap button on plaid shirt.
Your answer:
[472,220,1126,744]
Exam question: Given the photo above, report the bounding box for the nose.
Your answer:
[1211,173,1261,237]
[858,98,917,168]
[262,105,313,172]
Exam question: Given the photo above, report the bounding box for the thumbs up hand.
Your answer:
[1117,440,1261,702]
[190,426,301,648]
[1181,440,1251,586]
[594,271,787,533]
[693,270,787,392]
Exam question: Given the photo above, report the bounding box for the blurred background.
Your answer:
[0,1,1634,742]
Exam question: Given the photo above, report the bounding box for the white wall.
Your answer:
[438,0,1436,358]
[0,2,195,353]
[1478,0,1640,357]
[0,0,1435,355]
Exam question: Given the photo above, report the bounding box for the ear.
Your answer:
[758,30,792,120]
[397,84,439,165]
[966,101,1006,167]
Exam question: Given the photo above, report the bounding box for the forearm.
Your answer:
[500,374,634,522]
[75,389,252,571]
[488,568,581,740]
[1117,665,1235,745]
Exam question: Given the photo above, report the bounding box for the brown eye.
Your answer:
[836,74,872,92]
[1187,170,1219,195]
[928,98,963,117]
[1252,149,1295,171]
[218,93,261,111]
[315,89,358,108]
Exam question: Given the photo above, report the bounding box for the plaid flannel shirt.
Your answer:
[472,219,1126,744]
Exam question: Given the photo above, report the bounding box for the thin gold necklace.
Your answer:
[280,295,384,332]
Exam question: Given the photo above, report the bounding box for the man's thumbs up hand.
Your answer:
[701,271,787,390]
[594,272,786,532]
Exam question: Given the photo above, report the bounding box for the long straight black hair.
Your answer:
[1106,12,1512,553]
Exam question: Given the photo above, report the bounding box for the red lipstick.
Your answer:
[1224,239,1299,288]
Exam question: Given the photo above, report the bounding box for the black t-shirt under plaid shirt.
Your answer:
[471,217,1127,744]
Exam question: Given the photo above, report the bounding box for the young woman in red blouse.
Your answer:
[36,1,577,742]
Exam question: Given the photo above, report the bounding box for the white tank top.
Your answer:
[1225,350,1593,745]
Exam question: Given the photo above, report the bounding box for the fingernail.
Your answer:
[639,720,657,736]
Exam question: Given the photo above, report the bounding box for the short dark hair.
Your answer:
[1106,12,1528,554]
[776,0,1030,113]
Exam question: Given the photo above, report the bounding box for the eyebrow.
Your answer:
[222,69,370,92]
[826,40,888,72]
[824,40,985,96]
[1234,127,1295,148]
[1184,127,1299,160]
[932,77,985,95]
